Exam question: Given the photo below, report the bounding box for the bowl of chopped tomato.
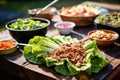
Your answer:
[0,40,17,55]
[58,4,100,26]
[88,29,119,46]
[54,21,75,34]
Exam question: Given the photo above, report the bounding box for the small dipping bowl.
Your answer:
[54,21,75,34]
[0,40,17,55]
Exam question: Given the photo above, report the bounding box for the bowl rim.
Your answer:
[5,17,50,32]
[88,29,119,41]
[54,21,76,29]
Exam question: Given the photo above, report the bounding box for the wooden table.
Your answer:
[0,2,120,80]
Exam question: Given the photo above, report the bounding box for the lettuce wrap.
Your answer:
[24,35,109,76]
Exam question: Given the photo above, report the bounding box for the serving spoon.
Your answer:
[14,41,32,46]
[16,42,32,46]
[36,0,59,14]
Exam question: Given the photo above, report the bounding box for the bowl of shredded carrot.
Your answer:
[0,40,17,55]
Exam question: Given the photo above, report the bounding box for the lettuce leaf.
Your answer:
[24,46,46,64]
[55,63,70,76]
[84,40,109,74]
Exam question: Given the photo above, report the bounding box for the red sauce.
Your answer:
[57,24,71,28]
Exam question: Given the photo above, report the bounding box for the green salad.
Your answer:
[24,35,108,76]
[9,18,48,30]
[95,12,120,27]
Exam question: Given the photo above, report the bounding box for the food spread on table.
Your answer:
[24,35,108,76]
[1,1,119,78]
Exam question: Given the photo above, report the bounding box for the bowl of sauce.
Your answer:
[54,21,75,34]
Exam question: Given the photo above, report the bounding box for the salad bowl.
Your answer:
[5,18,50,43]
[58,3,100,26]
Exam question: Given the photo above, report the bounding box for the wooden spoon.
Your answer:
[36,0,59,14]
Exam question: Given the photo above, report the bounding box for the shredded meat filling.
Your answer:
[48,41,86,67]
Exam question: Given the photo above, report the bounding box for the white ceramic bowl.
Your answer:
[54,21,75,34]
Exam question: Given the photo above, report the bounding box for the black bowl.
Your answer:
[5,18,50,43]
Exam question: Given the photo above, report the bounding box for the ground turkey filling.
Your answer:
[48,41,86,67]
